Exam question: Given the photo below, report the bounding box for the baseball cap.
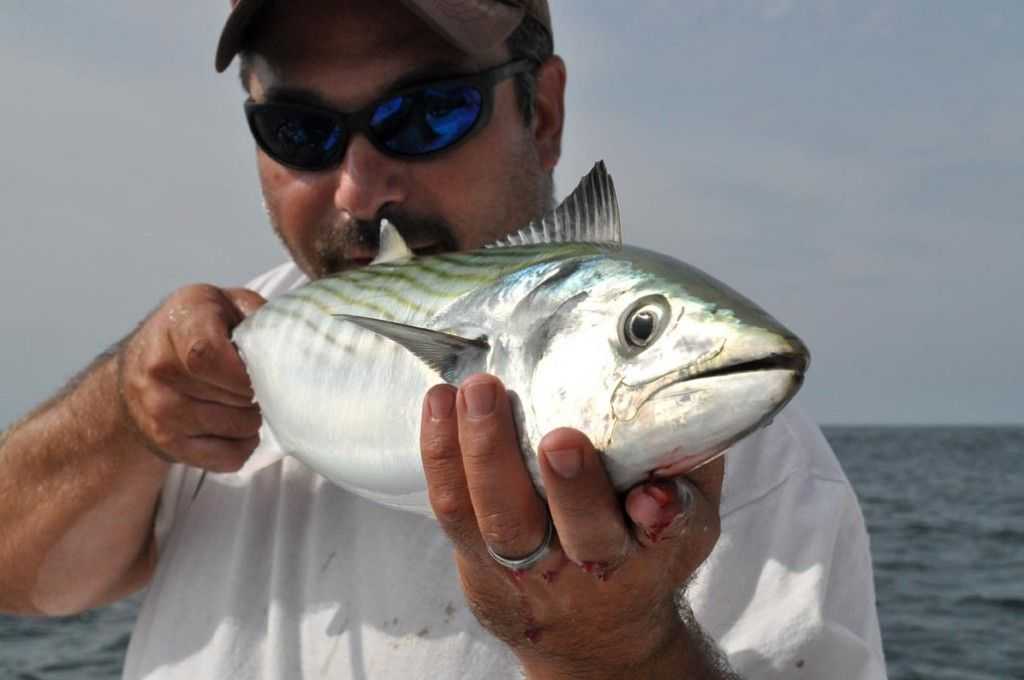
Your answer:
[215,0,552,72]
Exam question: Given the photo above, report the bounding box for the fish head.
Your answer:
[514,245,809,492]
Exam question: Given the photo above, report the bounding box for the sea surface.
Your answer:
[2,426,1021,679]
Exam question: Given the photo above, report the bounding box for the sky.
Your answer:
[1,1,1021,427]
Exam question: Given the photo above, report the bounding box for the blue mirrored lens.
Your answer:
[369,95,415,141]
[371,96,407,127]
[372,85,482,155]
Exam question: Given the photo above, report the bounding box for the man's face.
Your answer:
[243,0,564,279]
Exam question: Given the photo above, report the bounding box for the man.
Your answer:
[0,1,886,678]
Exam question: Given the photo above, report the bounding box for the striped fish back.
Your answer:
[232,243,605,512]
[249,243,602,330]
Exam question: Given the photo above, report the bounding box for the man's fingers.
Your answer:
[457,374,548,561]
[539,428,630,569]
[166,286,263,401]
[182,334,252,398]
[136,386,260,449]
[625,479,695,548]
[190,401,262,440]
[628,456,724,544]
[625,462,722,573]
[117,283,265,471]
[169,307,253,399]
[420,384,481,555]
[223,287,267,318]
[181,435,260,473]
[173,375,258,408]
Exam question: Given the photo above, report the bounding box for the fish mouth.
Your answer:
[612,347,808,422]
[685,352,808,382]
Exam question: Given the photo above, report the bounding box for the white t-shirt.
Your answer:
[121,262,887,679]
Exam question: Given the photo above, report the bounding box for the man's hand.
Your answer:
[420,373,728,679]
[118,284,266,471]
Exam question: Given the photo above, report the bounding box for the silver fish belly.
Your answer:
[232,163,809,516]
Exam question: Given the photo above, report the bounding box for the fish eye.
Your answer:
[619,295,672,351]
[627,310,657,346]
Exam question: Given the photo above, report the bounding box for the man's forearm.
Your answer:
[520,600,742,680]
[0,350,169,616]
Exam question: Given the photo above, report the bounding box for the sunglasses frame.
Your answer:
[245,58,536,172]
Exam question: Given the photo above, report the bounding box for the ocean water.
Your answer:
[1,426,1021,679]
[828,426,1024,680]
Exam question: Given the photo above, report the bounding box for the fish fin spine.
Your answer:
[486,161,622,249]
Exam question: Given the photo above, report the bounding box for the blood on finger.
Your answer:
[642,520,674,544]
[524,626,542,644]
[645,484,673,508]
[574,559,612,581]
[541,553,570,584]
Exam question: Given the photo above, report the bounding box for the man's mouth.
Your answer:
[409,243,448,257]
[348,242,448,268]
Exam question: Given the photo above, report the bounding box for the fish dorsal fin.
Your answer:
[370,219,415,265]
[335,314,488,383]
[486,161,622,249]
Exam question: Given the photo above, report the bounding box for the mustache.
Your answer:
[314,208,459,276]
[350,209,458,252]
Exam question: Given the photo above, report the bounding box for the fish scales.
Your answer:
[233,163,809,516]
[238,245,595,509]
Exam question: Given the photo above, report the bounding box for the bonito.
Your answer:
[233,163,809,516]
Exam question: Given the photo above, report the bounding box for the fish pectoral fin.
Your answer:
[335,314,489,383]
[370,219,415,265]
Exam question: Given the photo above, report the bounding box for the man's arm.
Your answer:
[0,351,168,615]
[0,285,264,616]
[419,374,743,679]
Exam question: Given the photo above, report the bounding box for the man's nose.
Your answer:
[333,134,407,220]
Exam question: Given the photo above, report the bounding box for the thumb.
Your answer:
[224,287,267,318]
[625,473,721,576]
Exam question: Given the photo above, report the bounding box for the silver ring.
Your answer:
[486,515,555,571]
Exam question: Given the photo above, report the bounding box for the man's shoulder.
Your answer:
[243,261,309,299]
[721,401,848,517]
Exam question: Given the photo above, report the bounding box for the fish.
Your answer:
[232,162,809,516]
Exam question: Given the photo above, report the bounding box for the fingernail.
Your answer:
[463,382,495,417]
[427,388,454,420]
[545,448,582,479]
[644,484,673,508]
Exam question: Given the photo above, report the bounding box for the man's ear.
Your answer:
[531,55,566,172]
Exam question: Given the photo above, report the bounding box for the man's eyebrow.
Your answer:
[261,86,334,108]
[386,59,472,91]
[261,59,478,110]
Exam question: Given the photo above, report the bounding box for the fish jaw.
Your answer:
[604,330,808,490]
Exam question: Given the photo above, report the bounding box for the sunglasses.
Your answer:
[245,59,536,172]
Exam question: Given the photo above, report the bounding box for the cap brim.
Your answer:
[215,0,265,73]
[215,0,545,73]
